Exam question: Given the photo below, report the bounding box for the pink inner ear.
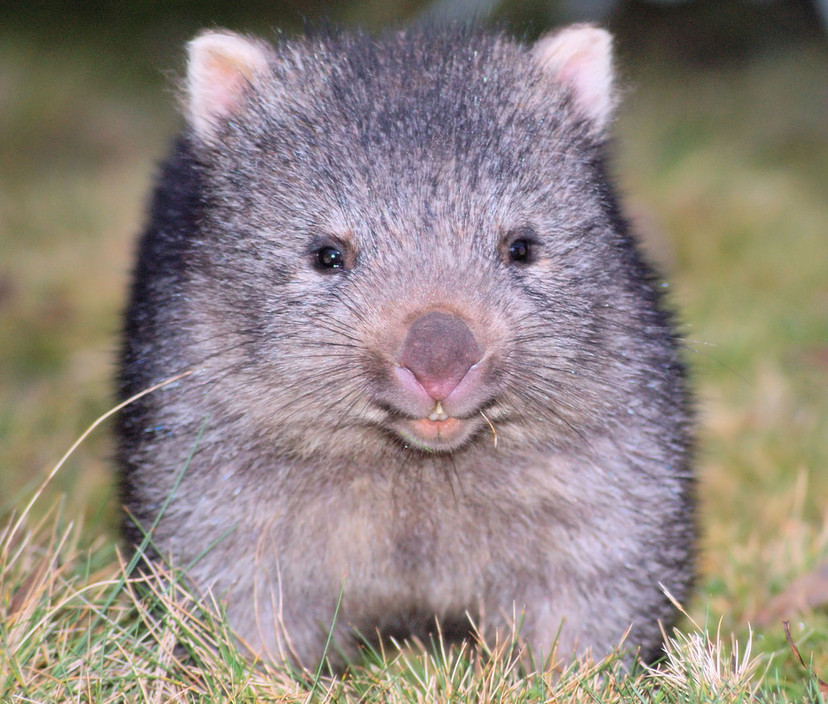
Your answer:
[556,47,609,118]
[202,53,255,119]
[533,26,615,132]
[187,31,271,140]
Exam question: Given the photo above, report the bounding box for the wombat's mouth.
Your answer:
[391,415,481,453]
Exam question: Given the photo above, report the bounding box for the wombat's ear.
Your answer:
[186,30,273,141]
[532,25,615,134]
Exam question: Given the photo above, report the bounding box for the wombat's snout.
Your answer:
[396,311,482,402]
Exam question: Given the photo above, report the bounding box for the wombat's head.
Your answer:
[174,27,662,461]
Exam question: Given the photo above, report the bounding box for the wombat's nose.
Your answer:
[397,312,481,401]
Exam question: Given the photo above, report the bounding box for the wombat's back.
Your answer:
[118,25,694,668]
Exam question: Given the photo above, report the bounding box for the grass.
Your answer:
[2,13,828,703]
[0,496,768,702]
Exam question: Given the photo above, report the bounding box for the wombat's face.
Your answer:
[180,28,635,460]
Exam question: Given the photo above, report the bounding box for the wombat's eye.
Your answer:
[502,227,537,266]
[508,239,531,263]
[315,246,344,271]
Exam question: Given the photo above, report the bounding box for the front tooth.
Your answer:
[429,401,445,422]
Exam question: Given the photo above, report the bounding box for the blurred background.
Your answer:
[1,0,827,663]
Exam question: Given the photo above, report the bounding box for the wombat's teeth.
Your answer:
[428,401,449,422]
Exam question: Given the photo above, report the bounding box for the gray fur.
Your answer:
[118,26,694,668]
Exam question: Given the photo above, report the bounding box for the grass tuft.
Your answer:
[0,465,771,703]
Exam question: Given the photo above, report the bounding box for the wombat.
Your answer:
[117,24,694,669]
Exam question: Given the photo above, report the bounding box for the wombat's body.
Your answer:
[118,26,694,667]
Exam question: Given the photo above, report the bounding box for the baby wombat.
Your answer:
[117,24,694,668]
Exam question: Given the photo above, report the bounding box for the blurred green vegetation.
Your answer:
[1,0,827,695]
